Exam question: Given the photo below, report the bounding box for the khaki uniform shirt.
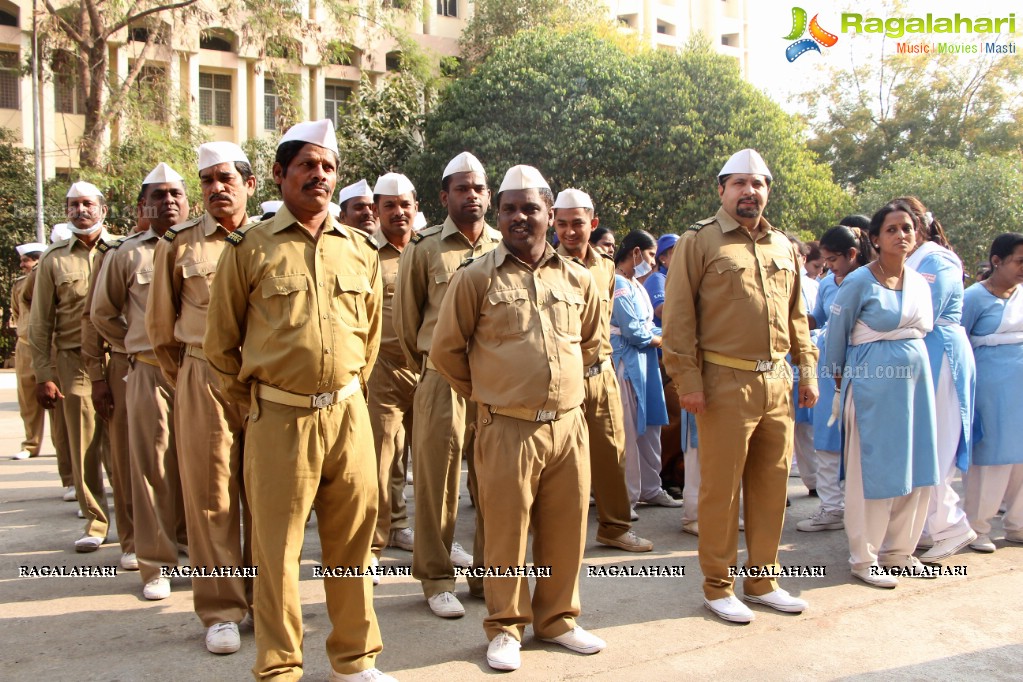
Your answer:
[430,242,600,414]
[394,217,502,371]
[204,205,382,408]
[371,230,412,367]
[146,213,240,385]
[91,229,161,358]
[557,243,615,364]
[29,233,108,383]
[81,235,128,382]
[10,276,27,337]
[661,207,818,395]
[16,268,36,340]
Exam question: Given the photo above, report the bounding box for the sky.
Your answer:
[745,0,1019,112]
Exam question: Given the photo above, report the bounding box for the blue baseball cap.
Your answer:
[656,233,679,260]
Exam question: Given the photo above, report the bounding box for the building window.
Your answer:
[437,0,457,17]
[0,51,18,110]
[200,33,233,52]
[199,72,231,127]
[264,78,278,131]
[721,33,740,47]
[0,9,18,27]
[324,82,351,126]
[53,51,82,114]
[385,51,401,71]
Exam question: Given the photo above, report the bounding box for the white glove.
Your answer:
[826,391,841,427]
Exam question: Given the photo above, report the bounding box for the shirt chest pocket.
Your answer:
[548,287,585,336]
[56,271,87,299]
[135,267,154,287]
[766,256,796,300]
[383,271,397,297]
[261,274,310,330]
[335,274,370,330]
[181,260,216,305]
[487,287,533,335]
[710,257,749,300]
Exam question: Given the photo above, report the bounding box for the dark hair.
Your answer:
[441,170,488,194]
[589,226,613,245]
[718,173,772,188]
[869,200,919,242]
[495,187,554,209]
[373,191,417,205]
[979,232,1023,280]
[613,229,656,265]
[820,225,874,266]
[198,161,254,183]
[894,196,951,250]
[137,181,187,205]
[838,214,871,231]
[274,141,338,177]
[805,240,821,262]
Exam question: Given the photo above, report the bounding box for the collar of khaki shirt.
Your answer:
[555,242,599,268]
[494,240,560,270]
[715,207,776,240]
[438,216,502,244]
[370,228,406,255]
[60,228,111,253]
[267,203,351,240]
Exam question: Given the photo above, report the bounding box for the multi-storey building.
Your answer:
[0,0,748,177]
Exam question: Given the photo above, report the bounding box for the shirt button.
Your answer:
[322,314,328,319]
[318,281,324,287]
[548,356,555,362]
[324,348,331,354]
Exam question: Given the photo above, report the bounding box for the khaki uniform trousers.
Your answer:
[49,350,74,488]
[367,354,416,555]
[176,354,249,626]
[15,339,44,455]
[695,362,792,600]
[411,367,485,597]
[582,366,632,541]
[107,352,134,554]
[127,359,183,583]
[56,349,109,539]
[476,406,590,641]
[246,389,382,680]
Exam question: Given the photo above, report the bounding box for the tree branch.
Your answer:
[41,0,86,46]
[108,0,200,36]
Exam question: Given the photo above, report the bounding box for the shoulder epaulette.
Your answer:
[225,221,261,246]
[457,257,475,270]
[163,216,202,242]
[413,225,443,242]
[600,252,614,261]
[96,235,128,254]
[410,232,424,244]
[687,217,716,232]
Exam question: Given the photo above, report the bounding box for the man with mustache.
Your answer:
[205,119,392,681]
[367,173,418,568]
[662,149,819,623]
[29,181,111,553]
[146,142,254,652]
[92,162,190,596]
[394,151,497,618]
[338,178,378,236]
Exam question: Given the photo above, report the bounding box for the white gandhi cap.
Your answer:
[442,151,486,180]
[338,179,372,205]
[198,142,250,172]
[718,148,772,182]
[498,165,550,194]
[66,181,103,199]
[50,223,72,242]
[260,200,283,214]
[553,188,593,210]
[373,173,415,197]
[143,162,184,185]
[328,202,341,218]
[16,242,45,256]
[279,119,339,155]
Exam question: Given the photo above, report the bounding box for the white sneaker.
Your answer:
[851,564,898,589]
[486,632,521,671]
[143,577,171,600]
[332,669,398,682]
[62,486,77,502]
[370,556,380,586]
[427,591,465,618]
[205,622,240,654]
[639,489,684,508]
[541,626,606,654]
[76,508,85,519]
[450,542,473,568]
[919,528,977,562]
[74,536,102,553]
[388,527,414,551]
[970,534,996,553]
[11,450,31,460]
[681,521,699,536]
[704,595,754,623]
[120,553,139,570]
[744,588,807,613]
[796,508,845,532]
[629,507,639,521]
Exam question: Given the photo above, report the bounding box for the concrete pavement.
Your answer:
[0,369,1021,681]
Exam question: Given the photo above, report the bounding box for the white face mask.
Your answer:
[68,222,103,235]
[634,256,653,279]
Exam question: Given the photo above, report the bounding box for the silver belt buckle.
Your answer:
[536,410,557,422]
[585,364,600,378]
[754,360,774,372]
[312,392,334,409]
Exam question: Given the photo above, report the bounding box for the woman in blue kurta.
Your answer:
[962,233,1023,551]
[611,230,674,511]
[899,198,978,562]
[826,201,939,588]
[788,237,820,495]
[798,225,874,533]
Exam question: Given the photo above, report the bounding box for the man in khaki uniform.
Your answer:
[393,151,497,618]
[146,142,253,652]
[338,178,378,237]
[552,189,653,553]
[29,181,110,552]
[92,162,190,595]
[205,119,393,682]
[81,226,135,570]
[661,149,819,623]
[10,242,46,461]
[432,165,606,672]
[368,173,417,562]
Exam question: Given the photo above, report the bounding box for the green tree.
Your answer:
[411,29,849,235]
[855,150,1023,279]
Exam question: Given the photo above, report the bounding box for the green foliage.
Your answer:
[855,150,1023,279]
[242,136,281,216]
[411,28,849,235]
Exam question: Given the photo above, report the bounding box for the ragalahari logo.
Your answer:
[784,7,838,62]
